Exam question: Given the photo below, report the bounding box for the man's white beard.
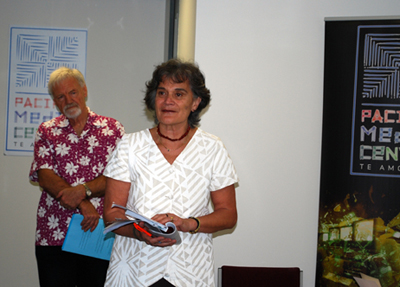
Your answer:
[64,104,82,119]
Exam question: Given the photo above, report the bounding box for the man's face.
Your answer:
[52,77,87,119]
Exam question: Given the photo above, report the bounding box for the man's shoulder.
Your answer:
[88,110,124,130]
[88,109,110,121]
[39,114,67,130]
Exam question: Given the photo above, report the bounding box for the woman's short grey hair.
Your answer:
[144,59,211,128]
[47,67,86,97]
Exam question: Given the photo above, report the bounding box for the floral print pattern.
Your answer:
[29,108,124,246]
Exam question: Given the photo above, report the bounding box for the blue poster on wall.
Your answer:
[5,26,87,156]
[317,18,400,287]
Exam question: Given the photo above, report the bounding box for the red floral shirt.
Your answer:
[29,108,124,246]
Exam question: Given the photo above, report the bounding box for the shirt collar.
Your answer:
[55,107,102,128]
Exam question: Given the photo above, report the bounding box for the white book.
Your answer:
[104,203,181,245]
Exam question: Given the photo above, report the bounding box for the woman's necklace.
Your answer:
[159,136,187,152]
[157,124,190,141]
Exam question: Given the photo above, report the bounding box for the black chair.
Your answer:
[220,265,301,287]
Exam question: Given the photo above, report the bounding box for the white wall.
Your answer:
[195,1,400,287]
[0,1,166,286]
[1,1,400,287]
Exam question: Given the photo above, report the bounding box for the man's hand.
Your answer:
[78,199,100,232]
[57,186,86,209]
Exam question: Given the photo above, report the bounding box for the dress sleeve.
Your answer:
[209,140,239,192]
[29,123,56,182]
[103,134,131,182]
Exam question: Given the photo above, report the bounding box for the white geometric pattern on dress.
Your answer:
[104,128,238,287]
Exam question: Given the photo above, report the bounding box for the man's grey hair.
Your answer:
[47,67,86,97]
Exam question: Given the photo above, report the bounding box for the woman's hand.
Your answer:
[151,184,237,235]
[151,213,197,233]
[133,221,175,247]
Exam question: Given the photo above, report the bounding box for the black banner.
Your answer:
[317,18,400,287]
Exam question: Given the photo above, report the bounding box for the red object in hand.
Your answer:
[133,222,152,237]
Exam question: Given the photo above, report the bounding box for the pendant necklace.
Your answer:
[159,136,187,152]
[157,124,191,152]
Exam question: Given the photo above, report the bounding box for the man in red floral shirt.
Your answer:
[29,67,125,287]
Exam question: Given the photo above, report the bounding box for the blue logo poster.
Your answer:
[5,26,87,156]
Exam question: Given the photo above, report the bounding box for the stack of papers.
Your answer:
[353,273,381,287]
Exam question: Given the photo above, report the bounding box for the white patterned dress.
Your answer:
[103,128,238,287]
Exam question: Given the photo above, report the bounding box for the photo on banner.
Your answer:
[5,26,87,156]
[317,18,400,287]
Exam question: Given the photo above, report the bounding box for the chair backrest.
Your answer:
[220,265,300,287]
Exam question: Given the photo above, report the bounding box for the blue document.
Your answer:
[62,214,115,261]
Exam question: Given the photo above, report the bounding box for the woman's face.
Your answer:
[155,78,201,127]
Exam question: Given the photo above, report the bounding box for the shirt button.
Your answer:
[165,273,170,278]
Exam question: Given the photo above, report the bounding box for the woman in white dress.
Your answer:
[103,59,238,287]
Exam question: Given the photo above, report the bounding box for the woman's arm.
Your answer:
[103,177,133,237]
[197,184,237,233]
[152,184,237,234]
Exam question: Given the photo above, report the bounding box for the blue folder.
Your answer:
[62,214,115,261]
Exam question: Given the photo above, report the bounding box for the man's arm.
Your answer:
[37,169,105,231]
[37,169,71,198]
[57,175,106,209]
[38,169,106,209]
